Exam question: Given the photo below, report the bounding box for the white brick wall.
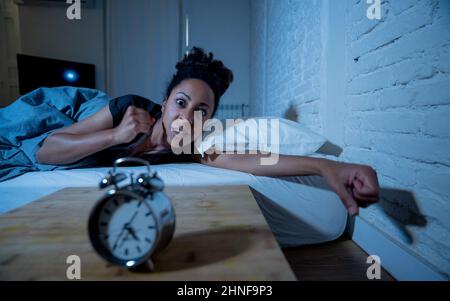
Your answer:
[343,0,450,277]
[250,0,323,133]
[250,0,450,278]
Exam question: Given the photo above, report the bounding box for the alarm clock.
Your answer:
[88,157,175,271]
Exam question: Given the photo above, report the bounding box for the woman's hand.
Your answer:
[112,106,156,144]
[320,160,380,216]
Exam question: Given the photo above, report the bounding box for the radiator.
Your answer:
[215,104,249,119]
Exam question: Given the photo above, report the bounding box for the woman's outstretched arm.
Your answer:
[36,105,155,165]
[199,153,380,216]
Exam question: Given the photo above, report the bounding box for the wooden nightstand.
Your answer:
[0,185,296,281]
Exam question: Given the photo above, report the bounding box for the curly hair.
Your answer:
[165,47,234,117]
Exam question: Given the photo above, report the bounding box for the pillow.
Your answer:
[193,117,327,158]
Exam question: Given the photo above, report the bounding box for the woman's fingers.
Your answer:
[352,189,378,201]
[336,186,359,216]
[128,106,156,125]
[353,172,380,197]
[351,172,380,207]
[115,106,157,144]
[137,109,156,124]
[137,108,154,121]
[324,161,380,215]
[132,109,156,134]
[352,190,378,208]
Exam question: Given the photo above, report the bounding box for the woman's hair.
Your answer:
[165,47,234,117]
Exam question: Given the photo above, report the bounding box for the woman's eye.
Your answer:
[176,99,185,106]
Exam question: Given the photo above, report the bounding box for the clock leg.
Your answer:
[128,259,154,273]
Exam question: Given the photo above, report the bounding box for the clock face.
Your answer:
[91,193,158,266]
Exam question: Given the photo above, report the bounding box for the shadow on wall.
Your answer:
[376,188,427,244]
[343,189,427,245]
[283,101,299,122]
[284,101,343,157]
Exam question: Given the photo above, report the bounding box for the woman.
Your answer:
[36,47,379,216]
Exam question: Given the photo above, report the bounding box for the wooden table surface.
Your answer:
[0,185,296,281]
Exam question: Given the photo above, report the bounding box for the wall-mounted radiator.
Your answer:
[215,104,249,119]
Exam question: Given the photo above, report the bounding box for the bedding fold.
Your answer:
[0,86,110,182]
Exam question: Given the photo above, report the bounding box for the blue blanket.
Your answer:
[0,86,110,182]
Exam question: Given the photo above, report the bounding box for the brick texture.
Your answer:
[250,0,450,278]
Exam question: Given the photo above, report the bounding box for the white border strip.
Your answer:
[351,217,447,281]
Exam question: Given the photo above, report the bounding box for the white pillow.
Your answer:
[193,117,327,157]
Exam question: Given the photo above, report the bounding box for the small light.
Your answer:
[126,260,135,267]
[63,70,79,83]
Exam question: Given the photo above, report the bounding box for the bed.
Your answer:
[0,86,348,248]
[0,162,347,248]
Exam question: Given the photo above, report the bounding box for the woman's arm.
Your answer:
[199,153,380,216]
[36,105,155,165]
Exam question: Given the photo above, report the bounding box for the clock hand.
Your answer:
[118,230,132,249]
[117,226,140,250]
[126,226,140,241]
[112,227,126,251]
[114,209,142,250]
[112,210,139,251]
[126,210,139,226]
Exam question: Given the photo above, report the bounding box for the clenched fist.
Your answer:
[112,106,156,144]
[321,160,380,216]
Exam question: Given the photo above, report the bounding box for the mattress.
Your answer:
[0,162,347,247]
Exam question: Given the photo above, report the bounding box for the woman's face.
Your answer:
[161,78,215,147]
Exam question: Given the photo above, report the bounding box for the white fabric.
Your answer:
[0,163,347,247]
[195,117,327,157]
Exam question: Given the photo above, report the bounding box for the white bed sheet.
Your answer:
[0,163,347,247]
